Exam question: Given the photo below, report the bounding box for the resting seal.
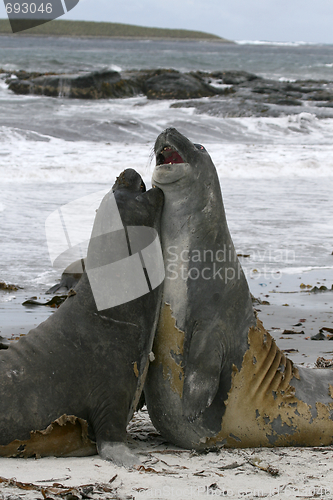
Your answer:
[145,128,333,449]
[0,169,164,465]
[46,259,85,294]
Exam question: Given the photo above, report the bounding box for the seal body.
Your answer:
[145,128,333,449]
[0,169,164,465]
[145,128,256,448]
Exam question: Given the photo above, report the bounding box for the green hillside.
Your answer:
[0,18,231,41]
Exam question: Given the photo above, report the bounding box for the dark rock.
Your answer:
[143,69,218,99]
[33,70,124,99]
[0,336,10,350]
[170,97,271,118]
[74,70,120,88]
[5,67,333,119]
[267,96,302,106]
[317,102,333,108]
[311,331,326,340]
[210,70,260,85]
[307,91,333,101]
[7,80,32,95]
[8,69,141,99]
[251,84,283,95]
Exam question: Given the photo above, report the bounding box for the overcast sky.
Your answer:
[1,0,333,43]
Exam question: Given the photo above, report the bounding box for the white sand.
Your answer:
[1,272,332,500]
[1,408,332,500]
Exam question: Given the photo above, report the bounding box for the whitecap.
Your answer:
[278,77,297,83]
[0,295,16,303]
[109,64,122,72]
[235,40,317,47]
[281,266,333,275]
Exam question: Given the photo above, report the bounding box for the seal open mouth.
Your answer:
[156,146,185,165]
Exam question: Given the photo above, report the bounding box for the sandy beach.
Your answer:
[0,407,332,500]
[1,267,332,500]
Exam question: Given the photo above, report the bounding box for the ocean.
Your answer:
[0,36,332,323]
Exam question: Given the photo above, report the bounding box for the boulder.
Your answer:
[142,69,218,99]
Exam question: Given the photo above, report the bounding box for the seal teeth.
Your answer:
[156,146,185,165]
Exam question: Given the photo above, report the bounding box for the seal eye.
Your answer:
[194,143,206,152]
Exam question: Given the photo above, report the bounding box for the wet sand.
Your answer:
[2,266,332,364]
[248,267,333,366]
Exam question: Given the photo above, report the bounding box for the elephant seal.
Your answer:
[145,128,333,449]
[46,258,85,294]
[0,169,164,465]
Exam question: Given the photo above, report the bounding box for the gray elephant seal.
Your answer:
[145,128,333,449]
[0,169,164,465]
[46,258,85,294]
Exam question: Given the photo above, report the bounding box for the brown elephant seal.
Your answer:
[144,127,333,450]
[0,169,164,466]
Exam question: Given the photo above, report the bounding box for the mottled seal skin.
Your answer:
[0,169,164,465]
[145,128,257,448]
[145,128,333,450]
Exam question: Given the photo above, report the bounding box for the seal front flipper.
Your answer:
[183,326,223,421]
[97,441,142,468]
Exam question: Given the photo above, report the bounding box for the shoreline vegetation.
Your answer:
[0,18,232,41]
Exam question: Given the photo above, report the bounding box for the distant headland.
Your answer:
[0,18,232,41]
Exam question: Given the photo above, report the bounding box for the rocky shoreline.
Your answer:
[2,67,333,118]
